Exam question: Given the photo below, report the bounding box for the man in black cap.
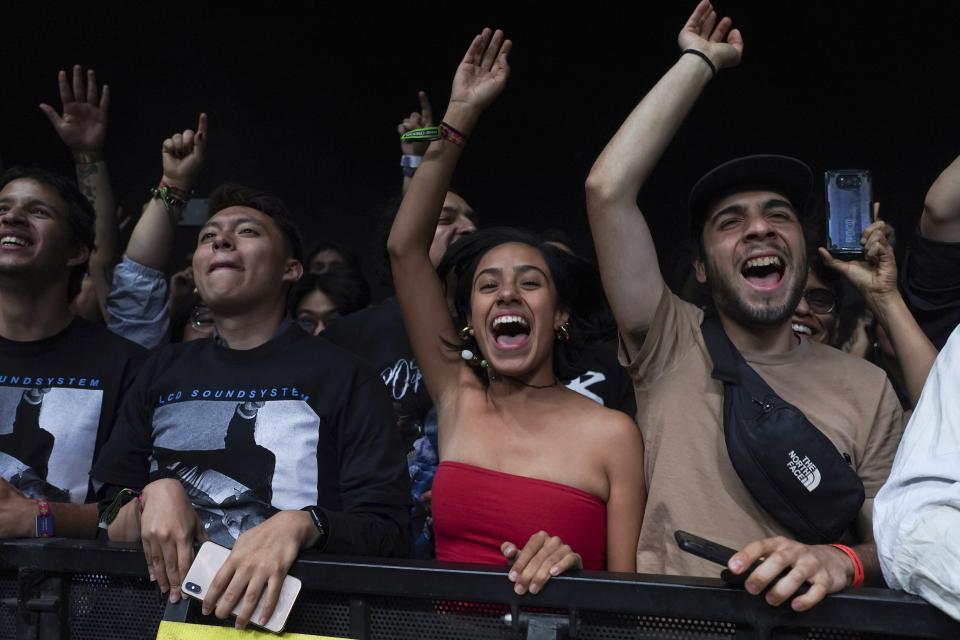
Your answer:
[585,0,903,611]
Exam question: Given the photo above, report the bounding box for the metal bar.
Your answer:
[1,539,958,639]
[348,598,369,640]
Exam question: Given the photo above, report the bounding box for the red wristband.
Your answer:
[830,544,864,588]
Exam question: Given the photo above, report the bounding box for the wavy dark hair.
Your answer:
[437,227,613,383]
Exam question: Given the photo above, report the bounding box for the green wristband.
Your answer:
[400,126,441,143]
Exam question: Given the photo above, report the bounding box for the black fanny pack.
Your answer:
[700,313,864,544]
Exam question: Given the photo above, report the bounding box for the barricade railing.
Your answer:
[1,538,957,639]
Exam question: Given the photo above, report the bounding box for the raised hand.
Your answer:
[39,65,110,153]
[162,113,209,191]
[820,205,898,304]
[678,0,743,71]
[399,91,435,156]
[449,28,512,113]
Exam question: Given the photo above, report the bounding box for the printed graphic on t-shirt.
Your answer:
[149,399,320,547]
[566,371,608,405]
[381,358,423,402]
[0,385,103,503]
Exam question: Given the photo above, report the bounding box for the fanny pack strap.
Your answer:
[700,313,741,385]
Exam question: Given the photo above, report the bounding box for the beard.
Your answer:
[703,252,807,328]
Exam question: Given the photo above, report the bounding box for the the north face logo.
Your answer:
[787,450,821,492]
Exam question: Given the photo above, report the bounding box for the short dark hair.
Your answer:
[305,240,364,275]
[437,227,612,383]
[0,166,96,300]
[374,186,474,287]
[207,184,304,264]
[288,264,371,318]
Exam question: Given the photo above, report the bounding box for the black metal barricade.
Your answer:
[1,538,957,640]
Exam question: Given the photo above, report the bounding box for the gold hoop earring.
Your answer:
[555,323,571,342]
[459,324,474,341]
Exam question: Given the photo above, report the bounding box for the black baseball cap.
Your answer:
[688,155,813,238]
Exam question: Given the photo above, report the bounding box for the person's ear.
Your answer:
[694,257,707,284]
[283,259,304,284]
[65,244,90,269]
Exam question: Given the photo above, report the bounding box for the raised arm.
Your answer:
[386,28,511,404]
[821,215,937,408]
[398,91,434,194]
[124,114,208,271]
[920,152,960,242]
[585,0,742,342]
[40,65,115,319]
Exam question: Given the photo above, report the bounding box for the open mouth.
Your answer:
[0,235,32,249]
[208,262,241,273]
[491,314,531,350]
[792,322,814,336]
[741,255,785,291]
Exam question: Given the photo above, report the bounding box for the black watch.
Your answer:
[300,506,329,549]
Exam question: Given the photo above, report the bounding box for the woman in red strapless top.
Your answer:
[388,28,646,596]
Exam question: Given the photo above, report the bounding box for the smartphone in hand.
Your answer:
[182,541,302,633]
[825,170,873,259]
[674,530,809,595]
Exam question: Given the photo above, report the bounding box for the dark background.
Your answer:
[3,2,958,298]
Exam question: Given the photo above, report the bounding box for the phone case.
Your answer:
[182,541,302,633]
[825,170,873,256]
[673,530,738,566]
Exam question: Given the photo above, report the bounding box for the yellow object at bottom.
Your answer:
[156,620,353,640]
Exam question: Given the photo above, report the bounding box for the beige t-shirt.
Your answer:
[622,287,905,577]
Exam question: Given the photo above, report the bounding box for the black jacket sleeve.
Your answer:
[320,371,411,557]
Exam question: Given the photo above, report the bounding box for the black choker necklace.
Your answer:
[504,376,560,390]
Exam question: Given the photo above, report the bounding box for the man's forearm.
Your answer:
[587,54,713,206]
[853,542,883,587]
[124,198,180,272]
[50,502,100,539]
[320,506,409,558]
[76,157,117,318]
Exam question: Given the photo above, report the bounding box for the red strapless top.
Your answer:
[432,461,606,570]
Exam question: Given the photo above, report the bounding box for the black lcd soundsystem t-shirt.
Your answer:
[92,324,410,556]
[0,317,145,503]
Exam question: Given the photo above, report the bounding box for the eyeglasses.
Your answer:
[802,288,838,314]
[296,316,319,334]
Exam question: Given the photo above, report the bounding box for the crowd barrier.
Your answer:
[1,538,958,639]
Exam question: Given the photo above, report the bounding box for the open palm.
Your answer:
[40,66,109,152]
[678,0,743,71]
[450,28,512,112]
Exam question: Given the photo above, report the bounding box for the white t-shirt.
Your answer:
[874,324,960,622]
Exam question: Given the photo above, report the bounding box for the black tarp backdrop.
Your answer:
[3,2,958,299]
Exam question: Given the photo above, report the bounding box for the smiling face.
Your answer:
[468,242,567,382]
[193,206,303,316]
[791,270,839,344]
[0,178,88,285]
[428,191,478,268]
[695,190,807,328]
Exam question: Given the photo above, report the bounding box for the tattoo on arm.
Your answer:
[75,161,102,203]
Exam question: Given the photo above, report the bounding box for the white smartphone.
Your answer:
[182,541,303,633]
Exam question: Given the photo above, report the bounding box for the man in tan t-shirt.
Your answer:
[584,1,904,612]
